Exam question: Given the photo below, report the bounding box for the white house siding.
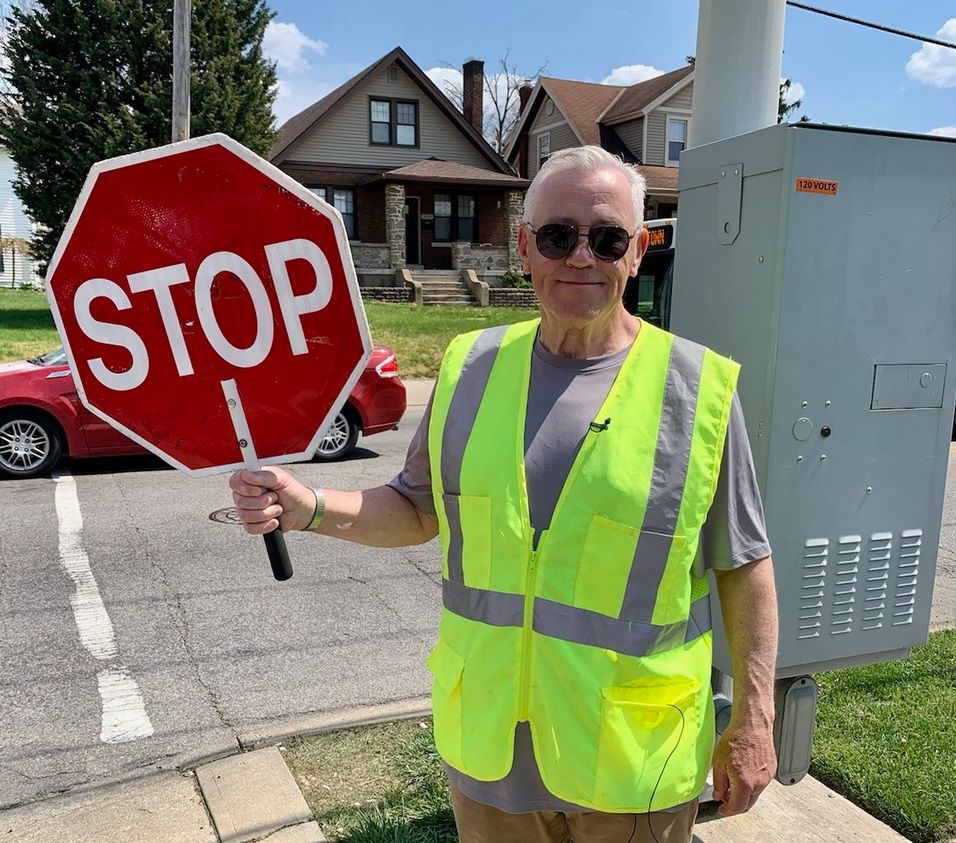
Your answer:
[661,81,693,110]
[528,121,579,178]
[287,63,491,170]
[614,118,644,161]
[645,111,667,166]
[0,148,37,288]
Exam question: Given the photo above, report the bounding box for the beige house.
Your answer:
[505,65,694,220]
[271,47,528,303]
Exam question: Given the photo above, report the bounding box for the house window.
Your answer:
[538,132,551,169]
[370,99,391,144]
[666,118,687,166]
[396,102,417,146]
[433,192,476,242]
[369,97,418,147]
[309,187,357,239]
[332,189,355,238]
[458,195,476,242]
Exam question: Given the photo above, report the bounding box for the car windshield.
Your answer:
[29,347,68,367]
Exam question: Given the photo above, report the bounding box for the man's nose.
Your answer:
[566,233,595,267]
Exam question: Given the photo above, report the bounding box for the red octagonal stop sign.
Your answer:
[46,134,372,475]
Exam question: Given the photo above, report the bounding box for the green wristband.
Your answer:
[307,487,325,530]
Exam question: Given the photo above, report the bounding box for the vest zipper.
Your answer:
[519,528,545,720]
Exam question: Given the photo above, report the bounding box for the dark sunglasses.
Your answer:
[526,222,638,262]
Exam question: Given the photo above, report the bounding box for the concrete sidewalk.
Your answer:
[0,737,911,843]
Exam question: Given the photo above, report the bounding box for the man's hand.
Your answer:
[229,467,316,534]
[711,556,779,816]
[712,718,777,816]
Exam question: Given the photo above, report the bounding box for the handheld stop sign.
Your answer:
[45,133,373,580]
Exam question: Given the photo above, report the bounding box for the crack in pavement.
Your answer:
[404,555,442,587]
[112,480,237,736]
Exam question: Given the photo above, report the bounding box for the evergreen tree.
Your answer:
[0,0,277,270]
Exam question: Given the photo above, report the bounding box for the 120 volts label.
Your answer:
[795,177,839,196]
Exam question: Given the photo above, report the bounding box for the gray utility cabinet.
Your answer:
[673,123,956,677]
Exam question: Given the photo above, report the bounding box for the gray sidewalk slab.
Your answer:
[196,746,316,843]
[403,377,435,408]
[693,775,909,842]
[0,770,215,843]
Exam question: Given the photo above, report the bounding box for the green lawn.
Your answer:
[0,289,533,377]
[285,631,956,843]
[809,628,956,843]
[0,288,58,362]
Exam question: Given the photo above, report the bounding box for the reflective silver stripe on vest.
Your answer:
[440,324,510,582]
[443,578,525,628]
[618,337,705,622]
[533,594,712,657]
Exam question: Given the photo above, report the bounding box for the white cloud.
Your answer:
[425,66,463,101]
[263,21,327,75]
[0,24,9,74]
[601,64,664,86]
[780,78,805,106]
[272,78,334,125]
[929,125,956,137]
[906,18,956,87]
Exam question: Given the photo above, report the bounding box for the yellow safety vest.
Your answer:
[427,318,739,812]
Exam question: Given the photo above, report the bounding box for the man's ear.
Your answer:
[629,226,650,277]
[517,223,532,273]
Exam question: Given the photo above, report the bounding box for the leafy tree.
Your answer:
[0,0,277,270]
[778,78,810,124]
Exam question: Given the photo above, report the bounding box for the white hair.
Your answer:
[522,145,647,227]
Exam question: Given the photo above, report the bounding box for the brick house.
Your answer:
[504,65,695,220]
[271,46,529,292]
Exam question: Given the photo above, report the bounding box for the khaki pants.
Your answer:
[450,783,699,843]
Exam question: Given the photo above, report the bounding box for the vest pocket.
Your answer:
[426,638,465,769]
[573,515,639,616]
[594,679,700,809]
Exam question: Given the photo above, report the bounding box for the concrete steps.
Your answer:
[413,272,476,306]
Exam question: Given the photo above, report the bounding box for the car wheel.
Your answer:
[315,409,360,461]
[0,409,65,479]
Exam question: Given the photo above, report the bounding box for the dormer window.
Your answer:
[370,97,419,147]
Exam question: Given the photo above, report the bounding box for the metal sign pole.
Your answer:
[172,0,191,142]
[221,379,293,581]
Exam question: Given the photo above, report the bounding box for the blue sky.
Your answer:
[263,0,956,138]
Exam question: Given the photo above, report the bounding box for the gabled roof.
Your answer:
[600,64,694,125]
[505,64,695,163]
[503,78,623,159]
[271,46,513,174]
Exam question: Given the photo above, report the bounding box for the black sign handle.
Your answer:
[264,529,293,581]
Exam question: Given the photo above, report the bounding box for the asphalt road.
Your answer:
[0,401,439,809]
[1,396,954,810]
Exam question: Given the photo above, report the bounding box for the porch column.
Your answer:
[505,190,524,269]
[385,183,406,268]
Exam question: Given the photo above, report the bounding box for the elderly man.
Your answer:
[230,146,778,843]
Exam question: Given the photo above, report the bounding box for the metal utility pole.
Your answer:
[171,0,191,142]
[689,0,787,148]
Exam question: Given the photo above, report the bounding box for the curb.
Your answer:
[239,696,432,751]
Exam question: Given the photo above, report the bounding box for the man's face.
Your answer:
[518,166,648,330]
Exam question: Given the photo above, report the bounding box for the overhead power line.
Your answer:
[786,1,956,50]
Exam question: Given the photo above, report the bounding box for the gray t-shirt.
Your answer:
[388,334,772,814]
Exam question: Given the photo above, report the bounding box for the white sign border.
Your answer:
[45,133,374,477]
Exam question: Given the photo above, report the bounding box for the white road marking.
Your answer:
[98,665,154,743]
[54,472,153,743]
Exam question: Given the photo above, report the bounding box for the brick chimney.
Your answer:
[462,59,484,133]
[518,83,533,113]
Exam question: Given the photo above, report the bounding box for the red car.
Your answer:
[0,346,406,478]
